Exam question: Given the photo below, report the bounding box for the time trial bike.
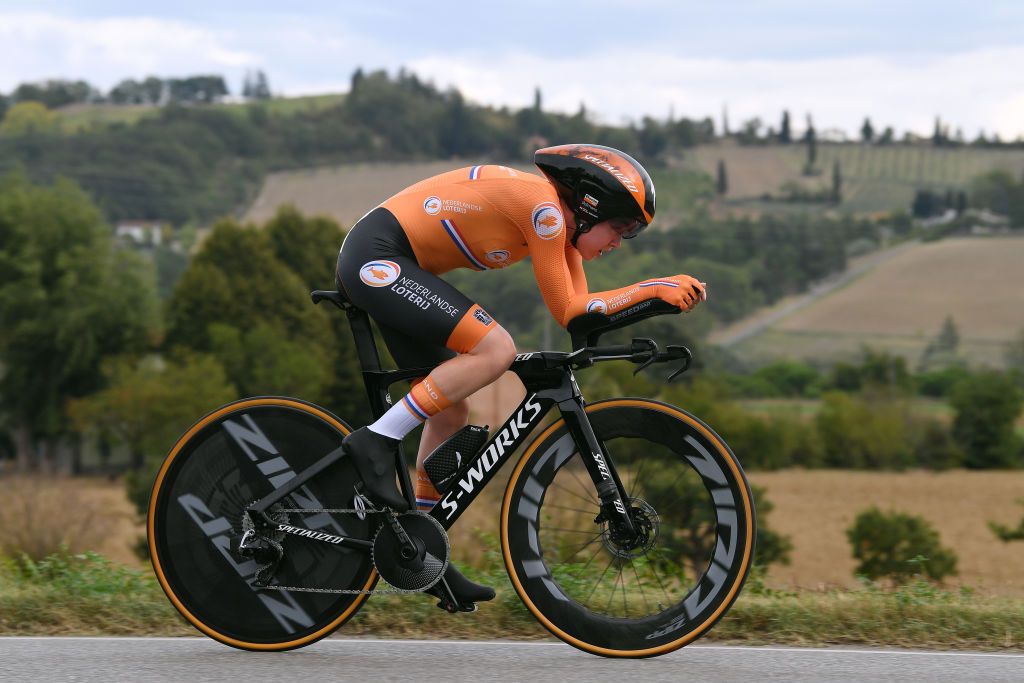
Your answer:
[147,289,756,658]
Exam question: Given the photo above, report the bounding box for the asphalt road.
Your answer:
[3,637,1023,683]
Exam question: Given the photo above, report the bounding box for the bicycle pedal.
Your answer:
[435,598,478,614]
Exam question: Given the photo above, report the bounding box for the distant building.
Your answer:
[115,219,164,246]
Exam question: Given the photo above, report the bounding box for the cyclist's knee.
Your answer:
[473,324,516,374]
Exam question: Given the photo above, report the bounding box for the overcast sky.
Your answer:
[2,1,1023,139]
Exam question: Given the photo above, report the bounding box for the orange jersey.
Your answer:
[379,165,691,326]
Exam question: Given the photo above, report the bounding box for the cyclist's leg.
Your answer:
[337,208,508,606]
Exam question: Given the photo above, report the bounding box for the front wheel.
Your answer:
[501,398,756,658]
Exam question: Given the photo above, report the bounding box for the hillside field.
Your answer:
[734,236,1024,367]
[244,161,710,229]
[687,140,1024,214]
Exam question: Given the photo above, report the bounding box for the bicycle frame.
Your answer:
[249,294,636,539]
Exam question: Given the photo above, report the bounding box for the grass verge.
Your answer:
[1,553,1022,650]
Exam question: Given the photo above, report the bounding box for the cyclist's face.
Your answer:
[576,221,623,261]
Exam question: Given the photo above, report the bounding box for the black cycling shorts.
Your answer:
[336,208,496,370]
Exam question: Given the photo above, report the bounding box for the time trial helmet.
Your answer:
[534,144,655,245]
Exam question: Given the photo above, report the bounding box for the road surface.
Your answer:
[2,637,1022,683]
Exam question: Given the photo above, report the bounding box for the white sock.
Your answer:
[367,395,425,440]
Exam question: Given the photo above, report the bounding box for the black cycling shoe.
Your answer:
[342,427,409,511]
[426,562,495,612]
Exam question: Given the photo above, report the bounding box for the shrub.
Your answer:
[988,499,1024,542]
[916,365,970,398]
[750,484,793,569]
[815,392,914,469]
[910,419,964,470]
[948,371,1023,468]
[846,507,958,583]
[752,360,822,397]
[0,476,112,562]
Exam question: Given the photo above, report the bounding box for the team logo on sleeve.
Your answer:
[423,196,442,215]
[485,250,511,265]
[587,298,608,313]
[531,202,564,240]
[359,260,401,287]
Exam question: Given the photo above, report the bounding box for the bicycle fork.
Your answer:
[556,395,638,541]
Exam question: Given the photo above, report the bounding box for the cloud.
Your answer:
[407,47,1024,139]
[2,9,1021,141]
[0,12,257,90]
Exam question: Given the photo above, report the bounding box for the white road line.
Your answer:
[1,637,1022,658]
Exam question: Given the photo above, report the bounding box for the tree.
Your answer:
[12,79,99,108]
[0,101,57,136]
[803,114,817,172]
[0,173,159,470]
[831,160,843,204]
[878,126,894,144]
[918,315,961,372]
[243,70,271,100]
[912,189,938,218]
[779,110,791,144]
[949,371,1023,468]
[1006,327,1024,389]
[68,353,236,471]
[955,190,968,215]
[166,211,363,416]
[861,117,875,143]
[716,159,728,195]
[932,116,946,146]
[815,392,913,468]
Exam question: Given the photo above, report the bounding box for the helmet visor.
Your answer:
[609,217,648,239]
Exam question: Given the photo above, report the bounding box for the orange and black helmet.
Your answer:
[534,144,655,244]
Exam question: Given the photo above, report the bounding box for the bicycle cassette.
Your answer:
[372,511,450,592]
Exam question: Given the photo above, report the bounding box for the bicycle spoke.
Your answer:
[560,530,605,559]
[605,562,623,613]
[545,502,598,516]
[627,457,648,500]
[620,563,629,617]
[647,548,675,606]
[550,480,600,507]
[542,526,602,535]
[586,554,617,604]
[563,464,600,506]
[567,537,607,578]
[629,558,650,613]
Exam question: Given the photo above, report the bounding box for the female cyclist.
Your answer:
[335,144,706,609]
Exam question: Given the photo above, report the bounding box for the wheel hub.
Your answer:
[601,497,660,559]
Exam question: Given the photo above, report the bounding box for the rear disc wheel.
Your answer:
[148,397,377,651]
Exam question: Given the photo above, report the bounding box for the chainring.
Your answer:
[371,511,450,592]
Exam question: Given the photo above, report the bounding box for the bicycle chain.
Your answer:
[252,507,435,595]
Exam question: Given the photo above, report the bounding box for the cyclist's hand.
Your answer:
[642,275,706,311]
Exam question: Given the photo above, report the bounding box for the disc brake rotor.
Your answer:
[601,497,660,559]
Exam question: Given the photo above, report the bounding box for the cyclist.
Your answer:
[336,144,706,609]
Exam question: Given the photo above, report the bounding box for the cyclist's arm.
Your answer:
[529,229,704,326]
